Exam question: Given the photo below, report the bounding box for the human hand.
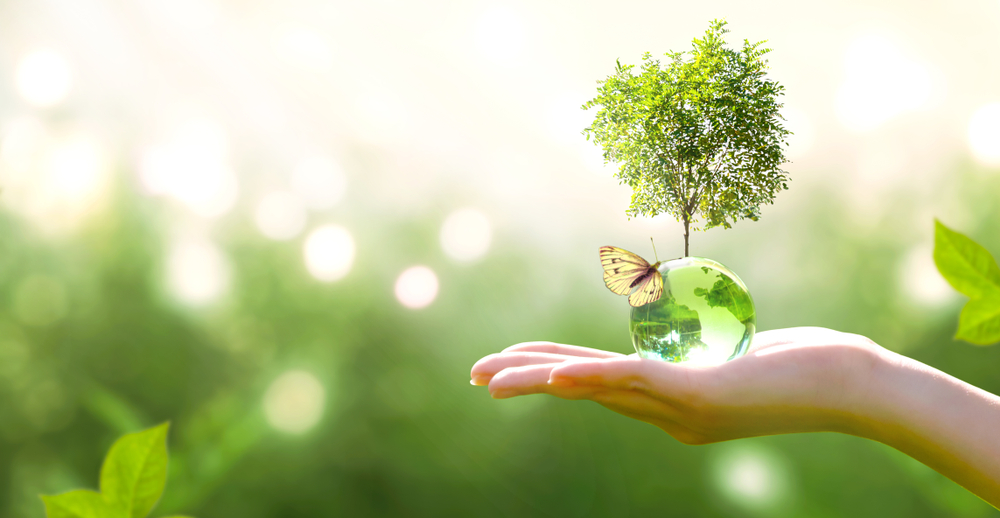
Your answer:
[470,327,884,444]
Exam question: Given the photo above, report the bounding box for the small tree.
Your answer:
[584,19,791,257]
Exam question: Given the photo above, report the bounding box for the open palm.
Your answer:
[471,327,882,444]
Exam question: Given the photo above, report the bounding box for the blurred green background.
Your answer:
[2,0,1000,516]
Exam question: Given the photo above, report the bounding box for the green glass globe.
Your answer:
[629,257,755,364]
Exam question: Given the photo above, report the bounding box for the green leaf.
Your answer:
[933,219,1000,298]
[956,295,1000,345]
[41,490,113,518]
[100,422,170,518]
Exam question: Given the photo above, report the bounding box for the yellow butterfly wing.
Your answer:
[599,246,651,295]
[628,271,663,307]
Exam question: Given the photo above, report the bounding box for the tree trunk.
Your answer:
[683,217,690,257]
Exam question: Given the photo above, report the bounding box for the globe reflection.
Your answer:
[629,257,755,364]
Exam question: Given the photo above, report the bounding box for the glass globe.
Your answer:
[629,257,755,364]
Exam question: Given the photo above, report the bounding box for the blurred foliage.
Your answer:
[1,161,1000,518]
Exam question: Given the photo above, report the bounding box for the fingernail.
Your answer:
[470,375,490,386]
[490,389,511,399]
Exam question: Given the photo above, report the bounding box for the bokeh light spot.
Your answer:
[303,225,355,282]
[712,445,791,511]
[395,266,439,309]
[139,118,238,218]
[13,275,68,327]
[166,239,229,305]
[254,191,307,241]
[835,33,933,133]
[440,208,492,262]
[264,370,325,435]
[15,50,72,107]
[291,155,347,211]
[0,125,109,232]
[968,103,1000,166]
[46,136,105,201]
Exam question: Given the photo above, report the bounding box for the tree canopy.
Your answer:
[583,19,791,256]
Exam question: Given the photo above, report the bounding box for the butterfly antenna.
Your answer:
[650,237,660,263]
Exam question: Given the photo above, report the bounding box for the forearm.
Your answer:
[860,349,1000,507]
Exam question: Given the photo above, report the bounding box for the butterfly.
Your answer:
[599,245,664,307]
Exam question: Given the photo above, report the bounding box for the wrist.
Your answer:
[837,346,909,441]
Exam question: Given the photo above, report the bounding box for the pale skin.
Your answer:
[470,327,1000,508]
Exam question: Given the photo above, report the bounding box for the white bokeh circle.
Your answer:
[440,208,492,262]
[263,370,326,434]
[395,266,439,309]
[303,225,355,281]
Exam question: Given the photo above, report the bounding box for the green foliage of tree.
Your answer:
[41,423,193,518]
[583,19,791,256]
[934,220,1000,345]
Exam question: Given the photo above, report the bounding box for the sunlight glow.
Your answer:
[440,208,492,262]
[274,27,333,71]
[0,125,109,232]
[546,92,589,147]
[15,50,72,107]
[395,266,439,309]
[47,137,105,201]
[139,118,238,218]
[475,5,525,64]
[968,103,1000,166]
[303,225,355,281]
[166,239,229,304]
[291,155,347,211]
[899,245,955,306]
[683,347,729,366]
[264,370,325,435]
[0,118,46,173]
[835,33,933,133]
[781,106,815,159]
[255,191,307,241]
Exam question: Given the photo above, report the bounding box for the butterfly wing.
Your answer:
[628,270,664,307]
[600,246,651,295]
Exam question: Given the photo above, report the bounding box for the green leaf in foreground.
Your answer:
[956,295,1000,345]
[41,491,113,518]
[933,219,1000,298]
[41,422,187,518]
[100,422,169,518]
[933,219,1000,345]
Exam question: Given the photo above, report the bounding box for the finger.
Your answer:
[549,357,696,397]
[503,341,625,358]
[471,352,587,385]
[488,363,613,400]
[487,362,561,397]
